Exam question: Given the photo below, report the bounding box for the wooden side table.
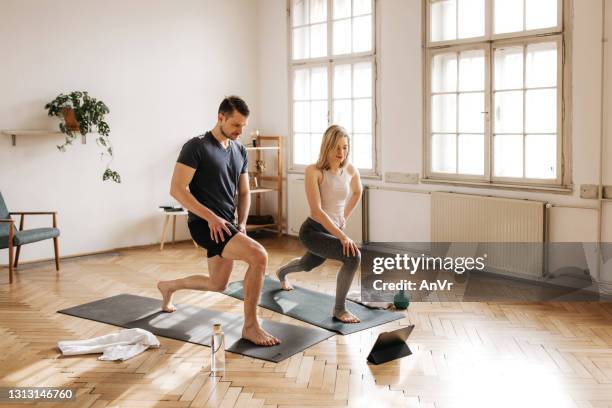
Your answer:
[159,209,197,250]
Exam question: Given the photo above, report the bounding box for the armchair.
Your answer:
[0,192,60,284]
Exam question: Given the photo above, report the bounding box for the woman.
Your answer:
[276,125,362,323]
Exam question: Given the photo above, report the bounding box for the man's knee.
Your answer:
[247,246,268,270]
[209,280,229,292]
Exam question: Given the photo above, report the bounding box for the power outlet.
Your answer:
[384,172,420,184]
[580,184,600,199]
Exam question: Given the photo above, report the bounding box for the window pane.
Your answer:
[458,0,485,39]
[432,94,457,133]
[431,0,457,42]
[432,133,457,173]
[494,134,523,177]
[293,69,310,100]
[334,0,351,19]
[494,0,523,34]
[353,99,372,133]
[310,23,327,58]
[526,0,558,31]
[333,100,353,132]
[294,133,310,164]
[526,42,557,88]
[459,92,485,133]
[525,89,556,133]
[525,134,556,179]
[311,133,324,163]
[494,91,523,133]
[293,0,308,27]
[293,27,310,60]
[458,134,484,175]
[310,101,328,133]
[353,133,373,169]
[353,15,372,53]
[311,67,328,100]
[293,102,310,132]
[432,53,457,93]
[459,50,485,92]
[353,0,372,16]
[494,46,524,90]
[310,0,327,23]
[334,64,352,98]
[353,62,372,98]
[333,19,351,55]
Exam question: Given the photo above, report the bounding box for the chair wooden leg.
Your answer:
[8,244,14,284]
[14,245,21,268]
[53,238,60,271]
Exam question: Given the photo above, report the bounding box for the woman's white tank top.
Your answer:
[319,168,351,228]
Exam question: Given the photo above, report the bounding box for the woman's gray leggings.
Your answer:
[277,217,361,315]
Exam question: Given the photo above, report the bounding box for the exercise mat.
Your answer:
[58,294,334,363]
[224,276,404,335]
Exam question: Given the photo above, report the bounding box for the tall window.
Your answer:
[291,0,376,172]
[425,0,566,186]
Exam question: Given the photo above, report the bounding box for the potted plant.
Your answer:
[45,91,121,183]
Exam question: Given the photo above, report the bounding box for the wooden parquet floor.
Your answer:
[1,235,612,407]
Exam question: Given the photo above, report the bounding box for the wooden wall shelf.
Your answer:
[2,130,62,146]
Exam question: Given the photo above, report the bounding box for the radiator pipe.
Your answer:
[597,0,608,282]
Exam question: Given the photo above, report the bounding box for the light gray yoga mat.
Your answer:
[57,294,334,363]
[224,276,404,335]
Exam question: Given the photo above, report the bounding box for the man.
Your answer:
[157,96,280,347]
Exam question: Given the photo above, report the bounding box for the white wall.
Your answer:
[259,0,612,285]
[0,0,259,264]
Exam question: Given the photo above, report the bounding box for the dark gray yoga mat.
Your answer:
[57,294,334,363]
[224,276,404,335]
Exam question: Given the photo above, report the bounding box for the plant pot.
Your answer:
[62,108,80,132]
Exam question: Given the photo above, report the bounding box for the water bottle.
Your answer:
[210,323,225,376]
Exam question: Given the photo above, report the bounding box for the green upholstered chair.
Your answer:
[0,191,60,284]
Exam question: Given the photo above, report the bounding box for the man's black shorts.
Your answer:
[188,219,240,258]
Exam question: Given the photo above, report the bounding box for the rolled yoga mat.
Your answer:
[224,276,405,335]
[58,294,334,363]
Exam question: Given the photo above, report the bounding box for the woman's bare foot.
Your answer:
[334,310,360,323]
[242,324,281,346]
[275,269,294,290]
[157,281,177,312]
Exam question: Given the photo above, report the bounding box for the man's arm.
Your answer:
[170,162,231,242]
[236,172,251,233]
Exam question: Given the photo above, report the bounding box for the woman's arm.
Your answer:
[343,164,362,222]
[304,165,345,239]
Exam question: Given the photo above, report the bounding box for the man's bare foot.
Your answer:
[157,281,176,312]
[275,269,294,291]
[334,310,360,323]
[242,324,281,346]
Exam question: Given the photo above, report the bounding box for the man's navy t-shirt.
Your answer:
[177,132,248,223]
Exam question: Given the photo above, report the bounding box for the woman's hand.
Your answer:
[208,216,232,243]
[339,234,360,257]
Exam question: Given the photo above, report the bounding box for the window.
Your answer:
[424,0,567,187]
[290,0,376,172]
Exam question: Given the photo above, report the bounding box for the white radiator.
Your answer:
[431,192,546,278]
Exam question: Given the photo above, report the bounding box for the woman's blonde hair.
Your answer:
[315,125,350,170]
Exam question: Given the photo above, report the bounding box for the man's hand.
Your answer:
[238,223,247,234]
[208,216,232,243]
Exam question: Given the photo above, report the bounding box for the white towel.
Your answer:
[58,328,160,361]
